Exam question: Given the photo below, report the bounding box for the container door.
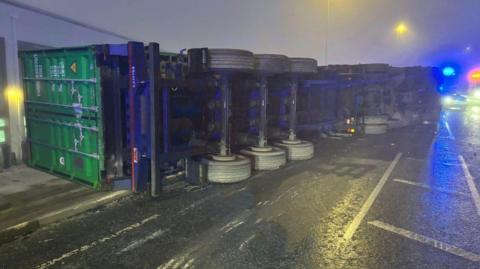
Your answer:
[21,47,105,189]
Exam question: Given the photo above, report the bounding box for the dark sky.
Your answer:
[14,0,480,67]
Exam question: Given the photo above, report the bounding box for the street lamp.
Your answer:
[395,22,409,37]
[324,0,331,65]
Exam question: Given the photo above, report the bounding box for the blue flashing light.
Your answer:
[442,66,456,77]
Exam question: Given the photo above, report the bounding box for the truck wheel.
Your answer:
[288,58,318,74]
[254,54,289,74]
[202,154,252,183]
[274,140,314,161]
[240,146,287,170]
[208,49,255,71]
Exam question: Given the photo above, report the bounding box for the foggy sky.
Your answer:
[11,0,480,67]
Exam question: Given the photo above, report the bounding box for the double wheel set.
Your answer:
[204,140,315,184]
[190,49,317,183]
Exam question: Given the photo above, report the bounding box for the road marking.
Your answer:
[369,220,480,262]
[256,201,270,206]
[267,212,285,221]
[159,258,177,269]
[172,256,188,269]
[117,228,169,254]
[445,121,455,140]
[343,152,402,240]
[183,258,195,269]
[157,249,198,269]
[459,155,480,217]
[393,178,470,198]
[269,185,297,205]
[221,219,245,233]
[290,190,300,199]
[239,234,256,250]
[157,256,195,269]
[36,214,160,269]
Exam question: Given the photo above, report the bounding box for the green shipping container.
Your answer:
[21,46,129,189]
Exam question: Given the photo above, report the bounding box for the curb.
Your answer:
[0,190,130,245]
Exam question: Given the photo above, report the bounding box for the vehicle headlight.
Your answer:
[473,91,480,99]
[470,106,480,114]
[443,96,453,105]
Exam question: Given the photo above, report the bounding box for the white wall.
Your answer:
[0,2,129,47]
[0,1,129,160]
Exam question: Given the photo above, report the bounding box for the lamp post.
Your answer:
[324,0,331,65]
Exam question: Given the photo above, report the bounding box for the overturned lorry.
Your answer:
[18,42,440,195]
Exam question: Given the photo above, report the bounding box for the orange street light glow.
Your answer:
[469,69,480,83]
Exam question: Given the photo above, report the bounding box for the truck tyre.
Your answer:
[254,54,289,74]
[274,140,314,161]
[208,49,255,71]
[202,154,251,183]
[240,146,287,170]
[288,58,318,74]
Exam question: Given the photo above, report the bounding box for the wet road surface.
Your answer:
[1,110,480,269]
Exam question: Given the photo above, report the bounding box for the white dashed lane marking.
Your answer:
[459,155,480,217]
[393,178,470,198]
[369,220,480,262]
[343,153,403,240]
[445,121,455,140]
